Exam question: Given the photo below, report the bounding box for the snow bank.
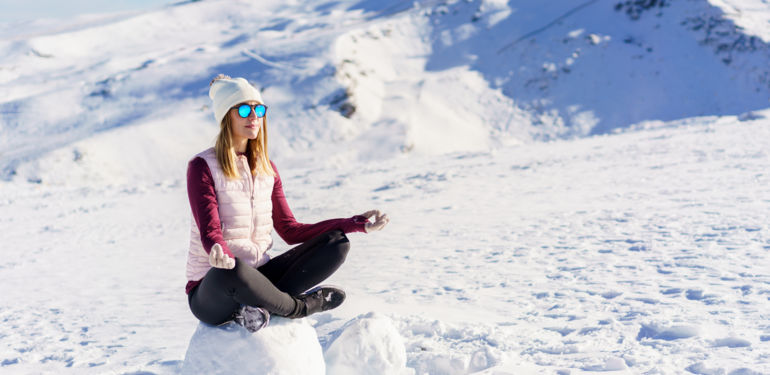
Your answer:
[181,318,324,375]
[324,312,410,375]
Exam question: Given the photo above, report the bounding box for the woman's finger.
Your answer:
[378,213,389,223]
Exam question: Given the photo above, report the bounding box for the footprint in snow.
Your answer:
[601,291,622,299]
[686,289,722,304]
[544,327,575,337]
[637,324,699,341]
[661,288,683,296]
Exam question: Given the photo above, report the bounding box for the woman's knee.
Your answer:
[205,260,247,287]
[232,258,259,283]
[326,229,348,246]
[326,230,350,261]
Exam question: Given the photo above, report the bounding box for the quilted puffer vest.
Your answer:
[186,148,274,282]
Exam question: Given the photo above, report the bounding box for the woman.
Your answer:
[186,75,389,332]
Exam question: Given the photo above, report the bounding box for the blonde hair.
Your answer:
[214,112,275,179]
[211,75,275,179]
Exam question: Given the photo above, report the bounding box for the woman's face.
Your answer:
[229,101,263,142]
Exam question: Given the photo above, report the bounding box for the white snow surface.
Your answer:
[709,0,770,42]
[2,0,770,374]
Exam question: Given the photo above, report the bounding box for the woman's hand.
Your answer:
[361,209,389,233]
[209,243,235,269]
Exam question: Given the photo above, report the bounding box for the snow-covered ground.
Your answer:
[2,109,769,374]
[2,0,770,374]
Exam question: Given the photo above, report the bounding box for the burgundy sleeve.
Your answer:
[270,161,367,245]
[187,157,234,258]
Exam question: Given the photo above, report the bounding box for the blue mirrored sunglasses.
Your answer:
[235,103,267,118]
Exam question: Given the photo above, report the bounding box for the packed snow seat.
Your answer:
[181,317,324,375]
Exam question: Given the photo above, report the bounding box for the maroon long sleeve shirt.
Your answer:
[186,157,367,293]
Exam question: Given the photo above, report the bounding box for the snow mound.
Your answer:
[324,312,410,375]
[181,317,324,375]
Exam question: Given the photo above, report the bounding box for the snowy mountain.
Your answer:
[1,0,769,374]
[2,0,769,185]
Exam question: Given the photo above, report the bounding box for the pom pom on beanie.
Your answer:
[208,75,264,125]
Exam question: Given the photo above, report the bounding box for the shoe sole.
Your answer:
[223,306,270,333]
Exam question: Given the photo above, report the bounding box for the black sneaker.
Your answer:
[297,285,346,317]
[232,305,270,333]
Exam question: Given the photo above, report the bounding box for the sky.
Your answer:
[0,0,178,22]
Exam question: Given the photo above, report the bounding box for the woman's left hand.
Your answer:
[361,209,389,233]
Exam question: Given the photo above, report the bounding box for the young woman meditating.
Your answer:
[185,75,389,332]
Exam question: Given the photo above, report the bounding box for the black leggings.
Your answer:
[188,229,350,325]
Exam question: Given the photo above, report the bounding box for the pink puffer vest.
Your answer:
[186,148,274,282]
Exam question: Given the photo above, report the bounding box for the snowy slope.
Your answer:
[411,0,770,136]
[2,0,770,373]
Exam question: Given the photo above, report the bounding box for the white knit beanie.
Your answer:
[208,76,264,125]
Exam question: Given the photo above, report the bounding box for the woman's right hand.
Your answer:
[361,209,389,233]
[209,243,235,269]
